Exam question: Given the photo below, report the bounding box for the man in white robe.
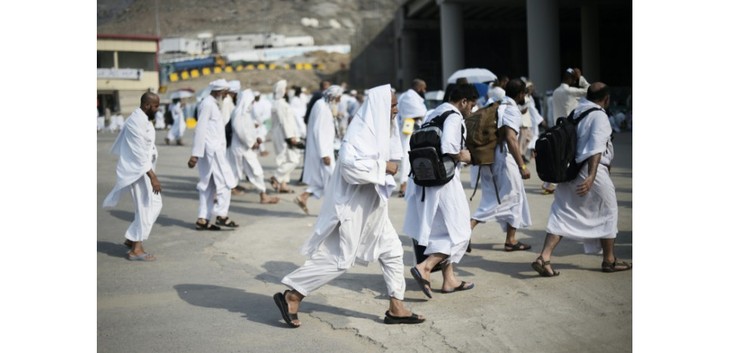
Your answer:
[470,79,533,252]
[103,92,162,261]
[396,79,428,197]
[294,85,343,214]
[269,80,301,193]
[187,79,239,230]
[274,84,425,327]
[165,98,186,145]
[543,68,591,194]
[525,81,544,161]
[289,86,308,140]
[532,82,631,276]
[251,91,272,156]
[227,83,280,204]
[403,84,477,297]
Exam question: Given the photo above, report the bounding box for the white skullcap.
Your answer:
[228,80,241,92]
[209,78,229,91]
[254,91,261,96]
[322,85,343,102]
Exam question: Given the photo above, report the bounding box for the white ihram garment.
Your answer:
[166,102,186,141]
[103,108,162,242]
[470,96,532,231]
[282,84,406,299]
[191,95,237,219]
[302,99,336,199]
[271,97,300,183]
[397,89,427,185]
[227,90,268,193]
[551,76,589,124]
[547,101,617,254]
[402,102,471,264]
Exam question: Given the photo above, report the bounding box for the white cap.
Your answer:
[209,78,229,91]
[228,80,241,92]
[253,91,261,96]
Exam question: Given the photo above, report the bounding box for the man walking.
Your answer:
[532,82,631,276]
[273,84,425,327]
[396,79,428,197]
[187,79,239,230]
[403,84,477,298]
[470,78,533,252]
[294,85,343,214]
[102,92,162,261]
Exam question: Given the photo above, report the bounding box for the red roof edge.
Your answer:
[97,33,160,41]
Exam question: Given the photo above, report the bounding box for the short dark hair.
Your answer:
[140,92,158,106]
[448,83,478,102]
[587,84,610,102]
[504,78,526,99]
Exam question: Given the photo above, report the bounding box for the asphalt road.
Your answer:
[97,129,632,353]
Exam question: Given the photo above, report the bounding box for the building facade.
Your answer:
[97,34,160,117]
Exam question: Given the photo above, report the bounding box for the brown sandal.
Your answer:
[531,256,560,277]
[602,259,632,273]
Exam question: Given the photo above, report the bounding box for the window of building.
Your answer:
[117,51,156,71]
[97,51,115,68]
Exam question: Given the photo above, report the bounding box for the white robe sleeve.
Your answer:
[338,143,386,186]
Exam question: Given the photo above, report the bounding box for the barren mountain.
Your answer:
[97,0,403,46]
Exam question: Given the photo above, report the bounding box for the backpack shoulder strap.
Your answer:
[424,110,457,128]
[569,107,602,124]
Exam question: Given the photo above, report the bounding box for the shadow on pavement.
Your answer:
[173,284,382,327]
[97,241,129,259]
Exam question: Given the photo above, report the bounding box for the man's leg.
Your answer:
[378,230,425,322]
[534,233,562,276]
[279,232,347,326]
[600,238,632,271]
[504,225,531,251]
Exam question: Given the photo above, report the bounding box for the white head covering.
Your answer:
[228,80,241,92]
[322,85,344,103]
[342,84,401,199]
[273,80,287,100]
[239,89,254,112]
[209,78,229,91]
[344,84,400,163]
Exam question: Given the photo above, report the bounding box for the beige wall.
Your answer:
[97,39,157,52]
[97,38,160,116]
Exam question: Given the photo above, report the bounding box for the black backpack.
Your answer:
[534,107,601,183]
[408,110,462,191]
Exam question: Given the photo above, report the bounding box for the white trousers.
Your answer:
[281,226,406,300]
[126,175,162,242]
[241,149,267,193]
[197,175,231,220]
[274,148,300,183]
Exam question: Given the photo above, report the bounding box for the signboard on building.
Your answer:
[97,68,143,80]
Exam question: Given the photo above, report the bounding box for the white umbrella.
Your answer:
[447,68,497,84]
[168,89,195,100]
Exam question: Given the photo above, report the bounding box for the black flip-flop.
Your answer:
[441,281,475,294]
[410,267,432,298]
[383,311,425,325]
[273,291,300,328]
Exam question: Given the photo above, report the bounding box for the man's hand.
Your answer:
[458,149,471,165]
[188,156,198,169]
[519,165,531,180]
[322,156,331,166]
[147,170,162,194]
[576,175,595,196]
[385,161,399,175]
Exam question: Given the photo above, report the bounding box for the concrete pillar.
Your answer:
[526,0,560,95]
[581,3,600,81]
[400,29,418,91]
[438,0,464,88]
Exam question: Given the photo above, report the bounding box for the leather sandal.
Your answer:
[531,256,560,277]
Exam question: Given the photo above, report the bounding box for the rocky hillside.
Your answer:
[97,0,403,46]
[98,0,404,92]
